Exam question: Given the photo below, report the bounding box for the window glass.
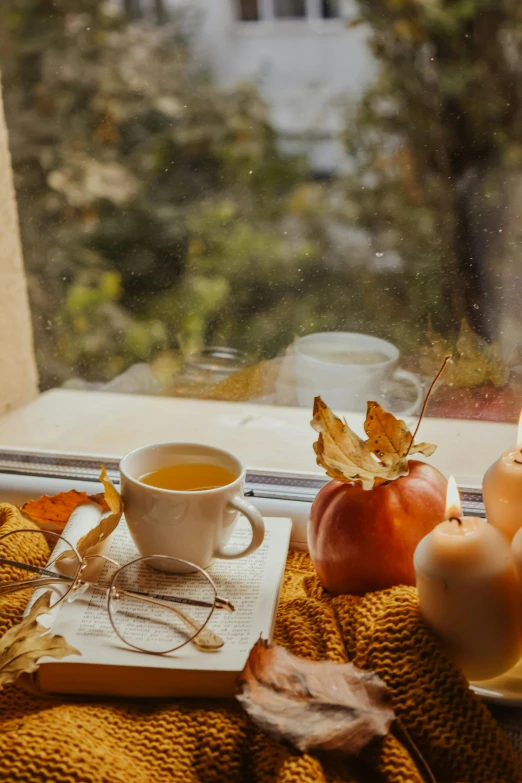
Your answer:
[322,1,339,19]
[1,0,520,424]
[273,0,306,18]
[237,0,259,21]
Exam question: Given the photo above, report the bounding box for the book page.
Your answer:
[44,514,291,672]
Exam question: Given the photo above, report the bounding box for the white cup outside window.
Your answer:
[276,332,423,415]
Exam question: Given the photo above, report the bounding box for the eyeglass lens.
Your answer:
[109,557,216,654]
[0,530,218,655]
[0,529,81,617]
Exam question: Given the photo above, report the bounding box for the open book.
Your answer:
[32,509,291,698]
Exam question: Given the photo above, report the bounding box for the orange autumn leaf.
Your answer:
[20,466,123,559]
[22,491,93,533]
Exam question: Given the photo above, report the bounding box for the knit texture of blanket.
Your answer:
[0,503,521,783]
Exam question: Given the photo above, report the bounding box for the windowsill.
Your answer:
[0,389,514,487]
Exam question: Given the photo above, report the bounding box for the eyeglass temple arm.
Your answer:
[0,559,234,613]
[120,587,234,612]
[0,575,67,597]
[0,559,234,651]
[0,573,222,648]
[116,588,226,651]
[0,558,75,582]
[0,572,224,652]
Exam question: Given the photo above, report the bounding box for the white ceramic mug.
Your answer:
[119,442,265,572]
[286,332,423,414]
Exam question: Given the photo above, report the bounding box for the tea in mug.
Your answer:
[139,463,236,491]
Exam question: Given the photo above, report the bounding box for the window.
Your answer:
[321,1,339,19]
[237,0,339,21]
[274,0,306,18]
[237,0,259,21]
[1,0,520,426]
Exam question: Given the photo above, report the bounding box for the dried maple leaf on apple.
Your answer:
[311,397,436,491]
[0,592,80,688]
[364,401,435,467]
[236,638,395,754]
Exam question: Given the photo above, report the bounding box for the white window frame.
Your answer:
[259,0,274,20]
[307,0,324,20]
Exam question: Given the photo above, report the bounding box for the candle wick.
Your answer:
[449,516,462,526]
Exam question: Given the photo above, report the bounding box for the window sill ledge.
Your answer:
[0,389,513,487]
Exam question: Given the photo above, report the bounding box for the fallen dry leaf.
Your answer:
[58,465,123,560]
[420,319,508,389]
[236,639,395,754]
[22,490,92,534]
[0,592,80,688]
[204,359,281,402]
[312,397,436,490]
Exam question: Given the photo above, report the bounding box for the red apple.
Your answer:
[308,460,447,595]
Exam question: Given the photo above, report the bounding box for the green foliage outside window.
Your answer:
[1,0,520,401]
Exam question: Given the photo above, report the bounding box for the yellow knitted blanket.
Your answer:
[0,506,521,783]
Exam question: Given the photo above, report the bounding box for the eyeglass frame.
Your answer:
[0,528,235,655]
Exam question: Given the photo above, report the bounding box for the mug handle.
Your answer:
[214,497,265,560]
[389,369,423,416]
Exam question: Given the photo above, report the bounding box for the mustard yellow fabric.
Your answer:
[0,504,521,783]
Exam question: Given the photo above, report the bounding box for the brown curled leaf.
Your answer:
[58,465,123,560]
[236,638,395,755]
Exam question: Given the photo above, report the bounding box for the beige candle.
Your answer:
[483,412,522,541]
[414,477,522,681]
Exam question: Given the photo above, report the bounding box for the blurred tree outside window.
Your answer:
[0,0,521,423]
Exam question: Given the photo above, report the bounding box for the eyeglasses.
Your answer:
[0,529,234,655]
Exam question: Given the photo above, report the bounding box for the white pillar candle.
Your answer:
[414,477,522,681]
[483,412,522,541]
